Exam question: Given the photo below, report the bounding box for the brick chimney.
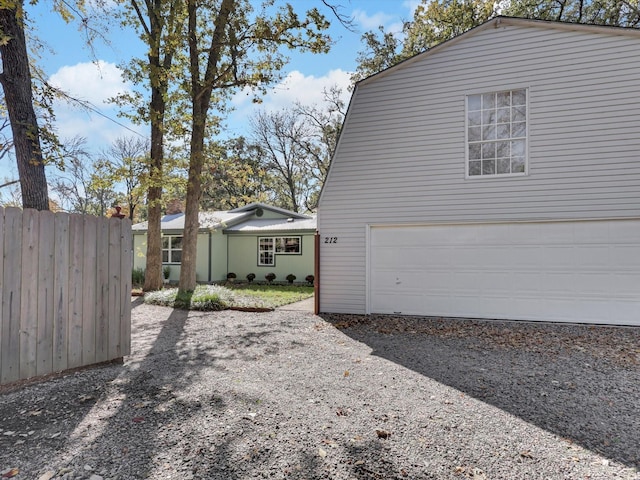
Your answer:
[165,199,184,215]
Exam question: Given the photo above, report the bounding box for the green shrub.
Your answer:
[305,274,314,285]
[265,272,276,283]
[132,268,145,286]
[163,265,171,280]
[226,272,237,281]
[246,273,256,283]
[286,273,296,284]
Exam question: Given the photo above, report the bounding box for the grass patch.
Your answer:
[226,284,314,308]
[143,283,313,311]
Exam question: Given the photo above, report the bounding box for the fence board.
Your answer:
[52,213,69,373]
[1,208,22,384]
[120,219,132,357]
[37,211,55,376]
[67,214,84,369]
[95,218,110,363]
[82,215,97,366]
[20,209,39,379]
[108,219,121,358]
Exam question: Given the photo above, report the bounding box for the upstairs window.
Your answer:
[162,235,182,263]
[258,236,301,266]
[467,88,527,177]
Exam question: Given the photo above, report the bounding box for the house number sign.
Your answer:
[324,237,338,244]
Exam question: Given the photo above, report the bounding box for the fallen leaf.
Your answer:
[318,448,327,458]
[520,450,533,459]
[376,429,390,439]
[2,468,19,478]
[343,370,350,377]
[132,417,145,423]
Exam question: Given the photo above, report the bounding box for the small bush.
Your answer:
[132,267,145,286]
[163,265,171,280]
[246,273,256,283]
[305,274,315,285]
[286,273,296,284]
[226,272,237,281]
[265,272,276,284]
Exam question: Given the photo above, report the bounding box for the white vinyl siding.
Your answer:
[318,20,640,315]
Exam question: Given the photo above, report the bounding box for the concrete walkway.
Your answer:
[277,296,314,312]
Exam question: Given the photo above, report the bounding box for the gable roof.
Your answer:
[229,202,312,219]
[358,16,640,87]
[131,203,312,232]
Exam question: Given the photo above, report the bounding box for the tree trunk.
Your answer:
[178,105,206,292]
[142,35,167,291]
[178,0,233,293]
[0,1,49,211]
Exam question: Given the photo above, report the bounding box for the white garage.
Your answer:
[368,220,640,326]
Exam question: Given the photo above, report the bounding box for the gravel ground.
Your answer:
[1,299,639,480]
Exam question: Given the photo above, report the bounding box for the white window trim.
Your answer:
[465,87,529,179]
[258,238,275,266]
[258,236,302,266]
[162,234,182,264]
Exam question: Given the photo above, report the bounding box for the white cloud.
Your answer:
[261,69,352,110]
[403,0,423,17]
[47,61,144,150]
[352,8,396,31]
[49,60,131,107]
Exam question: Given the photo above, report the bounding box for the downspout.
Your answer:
[314,231,320,314]
[208,231,212,283]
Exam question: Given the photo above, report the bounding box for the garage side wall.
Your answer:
[318,23,640,314]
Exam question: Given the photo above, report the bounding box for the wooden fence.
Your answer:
[0,207,132,386]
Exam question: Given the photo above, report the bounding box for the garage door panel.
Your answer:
[369,220,640,325]
[611,246,640,269]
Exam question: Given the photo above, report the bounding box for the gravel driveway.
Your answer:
[1,299,639,480]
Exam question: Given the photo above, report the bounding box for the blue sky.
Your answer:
[1,1,419,180]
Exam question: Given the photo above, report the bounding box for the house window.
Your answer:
[467,88,527,177]
[162,235,182,263]
[258,236,301,266]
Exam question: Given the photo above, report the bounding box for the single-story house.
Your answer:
[318,16,640,326]
[132,203,316,283]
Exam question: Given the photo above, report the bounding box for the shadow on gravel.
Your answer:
[321,314,640,471]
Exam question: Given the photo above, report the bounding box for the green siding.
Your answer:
[133,234,147,271]
[209,230,228,282]
[227,233,315,283]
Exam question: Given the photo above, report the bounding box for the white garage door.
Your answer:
[369,220,640,325]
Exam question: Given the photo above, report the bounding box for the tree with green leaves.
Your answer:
[116,0,187,291]
[177,0,331,293]
[503,0,640,25]
[201,137,270,210]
